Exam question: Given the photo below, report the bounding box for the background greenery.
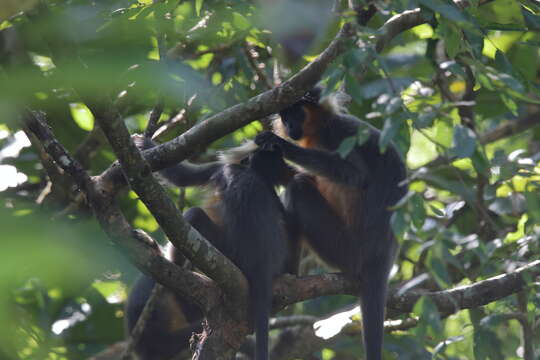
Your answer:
[0,0,539,359]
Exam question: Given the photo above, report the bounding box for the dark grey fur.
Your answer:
[255,88,407,360]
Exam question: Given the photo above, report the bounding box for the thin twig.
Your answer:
[243,42,273,89]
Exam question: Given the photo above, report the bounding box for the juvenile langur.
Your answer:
[134,136,294,360]
[255,87,407,360]
[125,244,203,360]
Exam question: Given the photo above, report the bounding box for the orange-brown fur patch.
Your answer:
[316,177,361,227]
[294,105,361,228]
[203,188,224,229]
[298,105,323,148]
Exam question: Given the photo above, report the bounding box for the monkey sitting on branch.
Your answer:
[255,86,407,360]
[126,136,295,360]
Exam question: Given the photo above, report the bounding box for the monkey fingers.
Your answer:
[254,131,283,147]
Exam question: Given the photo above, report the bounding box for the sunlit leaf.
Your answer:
[69,103,95,131]
[233,12,250,31]
[195,0,203,16]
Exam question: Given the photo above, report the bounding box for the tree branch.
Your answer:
[90,99,248,311]
[269,260,538,359]
[386,260,540,317]
[273,261,540,318]
[97,22,356,188]
[23,110,220,312]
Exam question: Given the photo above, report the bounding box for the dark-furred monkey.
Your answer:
[125,243,203,360]
[132,136,293,360]
[255,87,407,360]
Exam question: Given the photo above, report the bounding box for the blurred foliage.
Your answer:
[0,0,539,359]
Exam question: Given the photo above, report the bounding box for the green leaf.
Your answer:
[344,47,372,68]
[420,173,476,203]
[385,97,403,115]
[356,122,371,146]
[412,296,443,338]
[524,191,540,224]
[479,313,512,328]
[379,116,400,153]
[233,12,250,31]
[522,8,540,31]
[476,72,495,90]
[428,252,451,288]
[410,193,426,229]
[500,93,518,115]
[471,148,490,174]
[464,28,484,58]
[451,124,476,159]
[391,191,415,210]
[440,20,461,58]
[325,67,344,94]
[195,0,203,16]
[69,103,94,131]
[470,309,506,360]
[419,0,468,23]
[416,110,437,128]
[345,73,364,105]
[498,72,525,93]
[429,204,445,217]
[391,208,408,238]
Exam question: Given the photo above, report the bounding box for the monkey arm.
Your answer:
[282,144,368,187]
[132,134,222,187]
[159,161,221,187]
[256,132,368,187]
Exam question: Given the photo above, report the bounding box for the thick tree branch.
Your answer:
[375,9,425,53]
[269,261,538,359]
[24,110,220,312]
[97,22,356,188]
[96,3,470,191]
[90,99,248,311]
[376,0,488,53]
[480,110,540,144]
[273,261,540,318]
[386,260,540,317]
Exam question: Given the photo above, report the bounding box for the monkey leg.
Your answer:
[284,174,355,271]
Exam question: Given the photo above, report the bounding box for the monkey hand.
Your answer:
[255,131,285,150]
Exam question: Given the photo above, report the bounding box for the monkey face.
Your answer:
[278,87,322,141]
[279,103,305,140]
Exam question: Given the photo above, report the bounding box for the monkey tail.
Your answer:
[358,269,389,360]
[250,270,272,360]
